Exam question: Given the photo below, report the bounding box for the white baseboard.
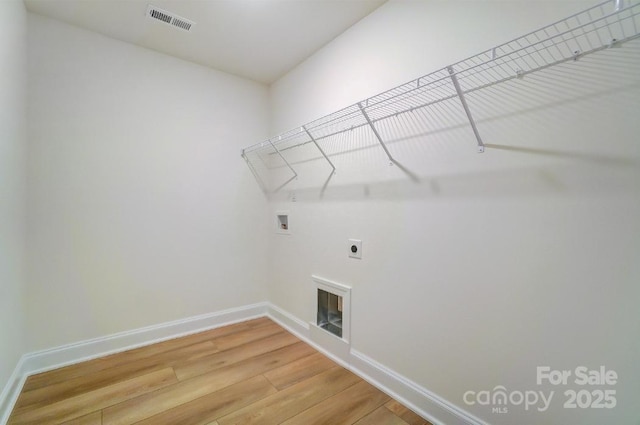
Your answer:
[2,301,487,425]
[350,349,489,425]
[267,303,352,371]
[266,303,488,425]
[0,358,27,425]
[0,302,268,425]
[21,302,268,376]
[267,303,310,335]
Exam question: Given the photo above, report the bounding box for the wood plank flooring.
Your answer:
[9,318,432,425]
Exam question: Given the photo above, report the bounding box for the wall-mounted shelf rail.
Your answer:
[241,0,640,192]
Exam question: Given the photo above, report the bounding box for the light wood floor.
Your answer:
[9,317,432,425]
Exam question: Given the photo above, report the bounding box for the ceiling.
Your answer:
[24,0,386,84]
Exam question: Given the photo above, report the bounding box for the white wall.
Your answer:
[268,1,640,424]
[26,13,270,351]
[0,0,28,397]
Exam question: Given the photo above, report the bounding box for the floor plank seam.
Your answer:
[9,318,430,425]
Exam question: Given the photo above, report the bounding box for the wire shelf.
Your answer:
[242,0,640,192]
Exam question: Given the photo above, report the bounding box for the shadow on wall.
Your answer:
[249,40,640,202]
[266,163,640,203]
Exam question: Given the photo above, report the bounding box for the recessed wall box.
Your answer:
[276,212,290,235]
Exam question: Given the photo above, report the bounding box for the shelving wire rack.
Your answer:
[241,0,640,193]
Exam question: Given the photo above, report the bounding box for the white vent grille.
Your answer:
[146,5,195,32]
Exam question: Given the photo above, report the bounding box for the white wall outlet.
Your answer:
[348,239,362,259]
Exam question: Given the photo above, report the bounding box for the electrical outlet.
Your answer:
[348,239,362,259]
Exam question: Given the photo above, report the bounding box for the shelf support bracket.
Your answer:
[302,126,336,173]
[269,138,298,192]
[241,149,267,193]
[357,102,396,164]
[447,66,485,153]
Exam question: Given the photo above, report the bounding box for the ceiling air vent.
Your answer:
[146,4,195,32]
